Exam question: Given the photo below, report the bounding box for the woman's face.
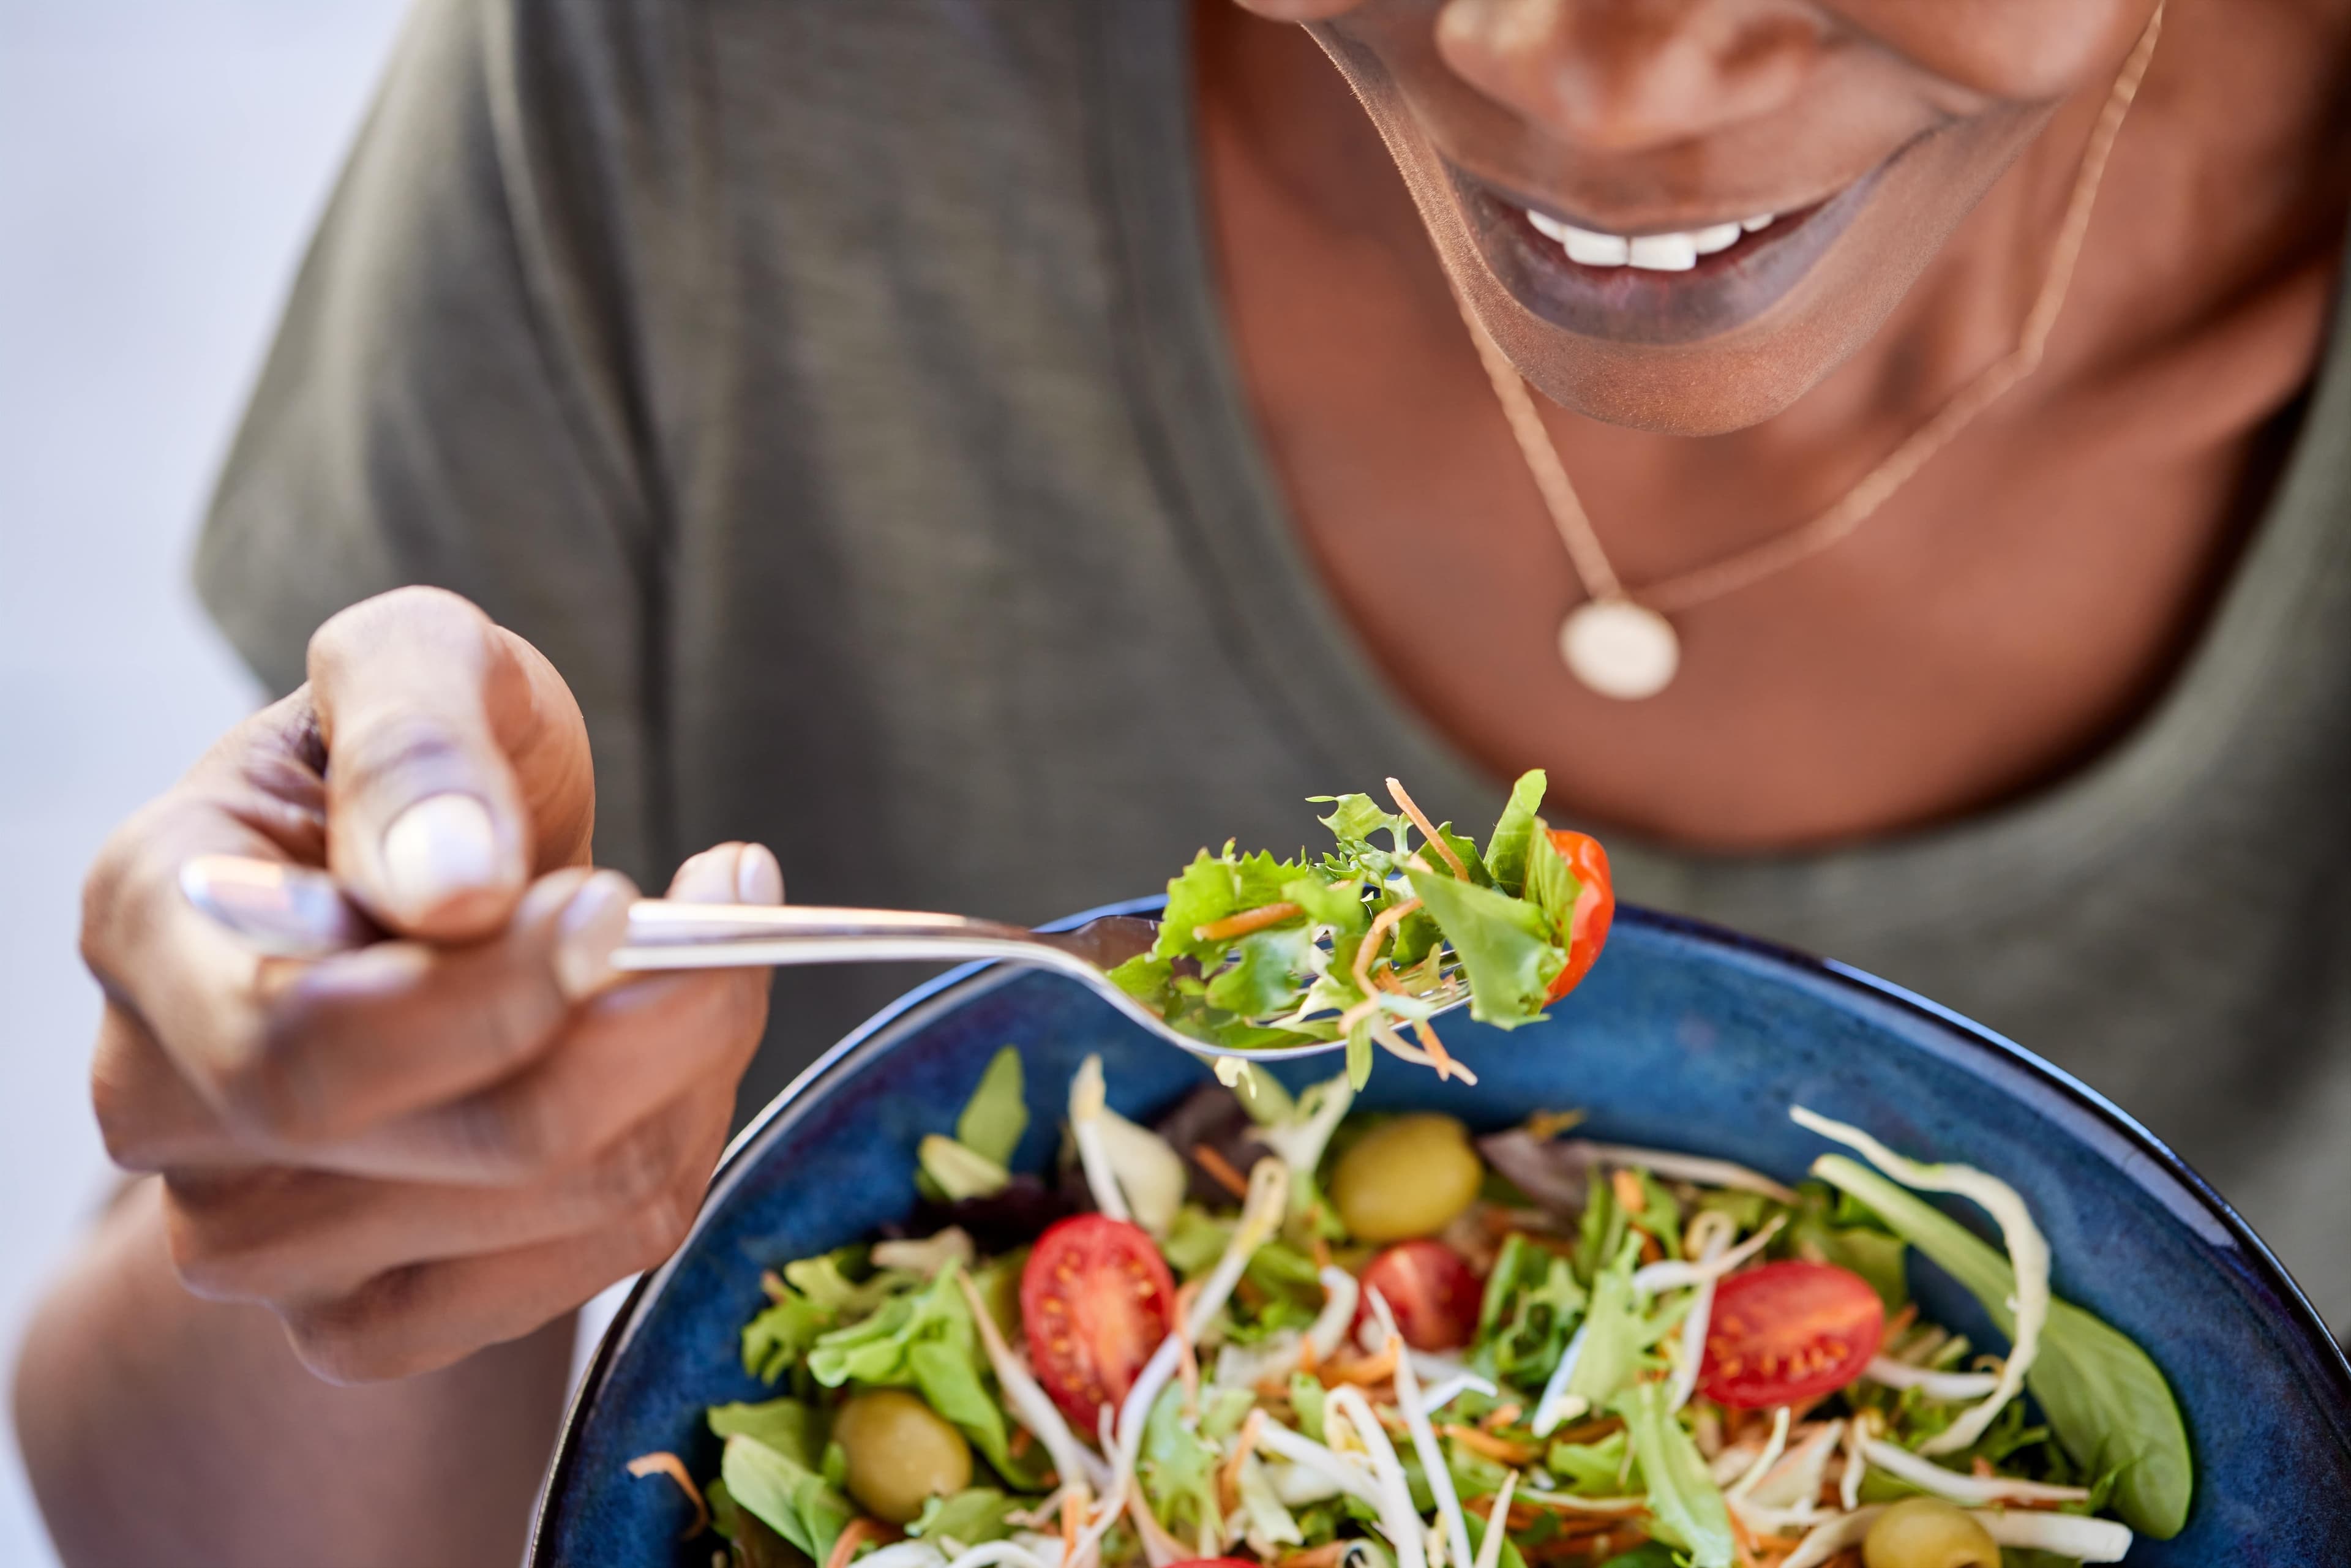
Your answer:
[1233,0,2157,435]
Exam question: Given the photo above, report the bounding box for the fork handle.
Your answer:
[615,902,1048,971]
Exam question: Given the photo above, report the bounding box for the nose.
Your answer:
[1433,0,1822,152]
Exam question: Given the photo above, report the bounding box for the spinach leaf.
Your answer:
[1815,1153,2191,1537]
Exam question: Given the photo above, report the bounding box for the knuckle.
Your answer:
[587,1112,691,1216]
[627,1177,703,1268]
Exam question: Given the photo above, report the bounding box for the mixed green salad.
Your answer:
[631,1052,2190,1568]
[1106,774,1614,1085]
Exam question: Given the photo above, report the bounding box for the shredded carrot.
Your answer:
[1310,1229,1334,1272]
[1009,1424,1034,1459]
[1323,1343,1398,1387]
[1885,1302,1919,1339]
[1385,777,1468,880]
[1277,1545,1351,1568]
[1352,896,1423,998]
[1412,1016,1477,1086]
[625,1452,710,1539]
[1610,1168,1647,1215]
[1194,901,1307,944]
[1481,1401,1524,1431]
[759,1269,790,1304]
[1174,1282,1202,1411]
[1297,1333,1322,1376]
[1219,1409,1265,1515]
[1192,1142,1253,1200]
[1441,1423,1541,1464]
[823,1516,898,1568]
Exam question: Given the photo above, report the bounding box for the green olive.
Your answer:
[1862,1497,2000,1568]
[831,1390,971,1524]
[1330,1114,1485,1242]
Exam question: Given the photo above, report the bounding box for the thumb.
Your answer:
[306,587,580,940]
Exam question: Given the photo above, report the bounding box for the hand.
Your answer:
[79,586,777,1382]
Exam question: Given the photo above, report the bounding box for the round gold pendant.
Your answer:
[1559,599,1679,700]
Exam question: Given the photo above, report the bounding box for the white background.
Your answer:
[0,1,411,1561]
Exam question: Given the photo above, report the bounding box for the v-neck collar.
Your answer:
[1090,1,2351,947]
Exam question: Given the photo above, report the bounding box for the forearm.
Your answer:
[13,1179,575,1568]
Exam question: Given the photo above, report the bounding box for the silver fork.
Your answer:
[179,854,1468,1064]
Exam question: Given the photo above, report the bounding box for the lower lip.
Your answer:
[1455,168,1888,346]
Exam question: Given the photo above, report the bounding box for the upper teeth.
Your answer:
[1526,210,1776,271]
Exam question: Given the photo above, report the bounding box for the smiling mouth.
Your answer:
[1450,160,1895,345]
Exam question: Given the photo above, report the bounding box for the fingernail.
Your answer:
[381,793,501,918]
[554,871,634,1002]
[737,844,784,906]
[181,856,373,958]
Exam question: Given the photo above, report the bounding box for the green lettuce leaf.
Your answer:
[783,1249,907,1315]
[1406,868,1564,1029]
[708,1397,824,1465]
[1614,1380,1732,1568]
[1154,846,1311,960]
[907,1486,1018,1545]
[1204,925,1317,1018]
[802,1263,1030,1484]
[1476,1234,1588,1389]
[721,1433,853,1562]
[1141,1383,1222,1537]
[1482,770,1548,897]
[954,1046,1029,1166]
[1815,1153,2191,1538]
[741,1289,834,1383]
[1564,1248,1647,1411]
[1545,1428,1628,1497]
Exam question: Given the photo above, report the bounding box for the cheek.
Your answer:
[1838,0,2153,103]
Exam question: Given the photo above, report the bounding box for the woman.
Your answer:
[17,1,2350,1562]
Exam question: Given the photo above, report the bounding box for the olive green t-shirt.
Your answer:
[197,0,2351,1327]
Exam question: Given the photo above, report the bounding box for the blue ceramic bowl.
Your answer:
[530,904,2351,1564]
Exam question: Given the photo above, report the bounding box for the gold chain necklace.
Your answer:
[1455,2,2164,700]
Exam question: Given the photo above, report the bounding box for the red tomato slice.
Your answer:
[1697,1260,1884,1409]
[1543,829,1615,1002]
[1019,1215,1177,1429]
[1359,1240,1482,1352]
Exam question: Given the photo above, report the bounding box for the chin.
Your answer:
[1314,26,2058,437]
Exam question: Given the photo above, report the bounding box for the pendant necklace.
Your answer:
[1455,3,2163,701]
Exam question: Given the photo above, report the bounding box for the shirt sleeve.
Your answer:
[193,0,683,883]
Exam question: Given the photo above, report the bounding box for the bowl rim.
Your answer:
[529,898,2351,1559]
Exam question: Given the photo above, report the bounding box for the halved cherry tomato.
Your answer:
[1697,1260,1884,1409]
[1019,1215,1177,1429]
[1543,829,1615,1001]
[1359,1239,1482,1352]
